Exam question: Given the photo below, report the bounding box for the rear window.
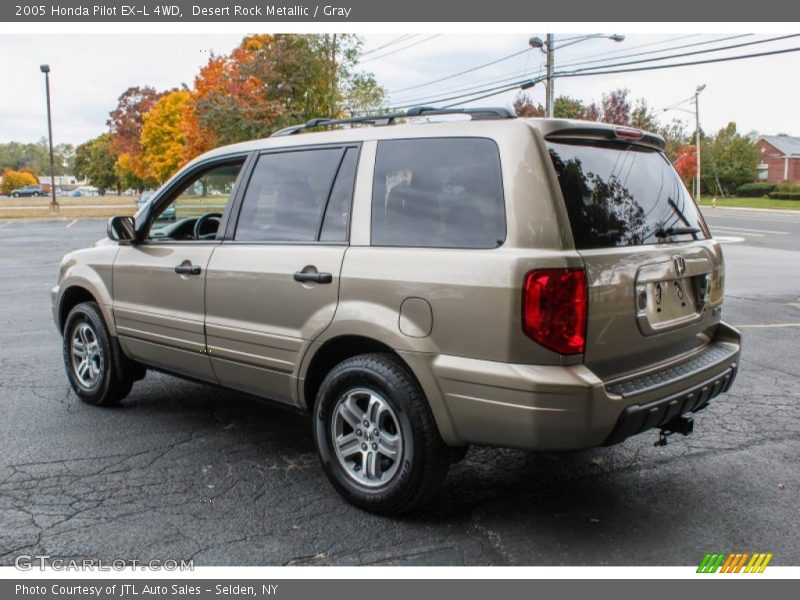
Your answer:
[371,138,506,249]
[546,141,708,249]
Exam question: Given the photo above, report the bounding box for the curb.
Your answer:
[700,205,800,216]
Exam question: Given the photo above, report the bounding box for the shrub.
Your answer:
[735,182,776,197]
[767,191,800,200]
[774,180,800,193]
[1,168,38,195]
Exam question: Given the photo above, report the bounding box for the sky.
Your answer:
[1,32,798,146]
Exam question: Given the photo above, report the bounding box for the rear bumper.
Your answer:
[429,321,741,450]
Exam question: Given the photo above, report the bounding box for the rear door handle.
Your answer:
[175,264,202,276]
[293,271,333,284]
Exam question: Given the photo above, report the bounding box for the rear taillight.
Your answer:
[522,268,587,355]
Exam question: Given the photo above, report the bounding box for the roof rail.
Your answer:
[270,106,516,137]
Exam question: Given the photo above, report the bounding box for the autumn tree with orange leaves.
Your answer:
[141,89,193,184]
[108,86,164,190]
[184,34,384,158]
[673,144,698,187]
[85,35,385,190]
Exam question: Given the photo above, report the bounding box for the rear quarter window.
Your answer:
[371,137,506,249]
[546,141,708,249]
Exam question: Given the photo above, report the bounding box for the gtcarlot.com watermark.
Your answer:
[15,554,194,571]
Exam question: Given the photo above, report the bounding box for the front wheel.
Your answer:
[62,301,134,406]
[313,353,451,514]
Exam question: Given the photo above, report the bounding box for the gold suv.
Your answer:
[52,107,741,513]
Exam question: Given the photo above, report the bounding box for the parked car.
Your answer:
[11,184,45,197]
[52,107,741,514]
[136,191,176,221]
[71,186,99,197]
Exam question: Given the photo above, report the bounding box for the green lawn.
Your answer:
[698,196,800,210]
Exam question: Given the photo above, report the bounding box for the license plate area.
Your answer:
[635,256,711,335]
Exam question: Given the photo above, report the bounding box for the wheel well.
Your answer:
[58,286,98,332]
[303,335,410,412]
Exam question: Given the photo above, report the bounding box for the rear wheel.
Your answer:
[62,302,134,406]
[313,353,450,514]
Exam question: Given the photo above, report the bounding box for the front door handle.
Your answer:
[175,264,202,276]
[293,271,333,284]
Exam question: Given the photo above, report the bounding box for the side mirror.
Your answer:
[107,215,136,242]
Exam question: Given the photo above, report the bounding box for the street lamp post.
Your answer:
[663,85,706,200]
[694,84,706,201]
[40,64,58,214]
[529,34,625,118]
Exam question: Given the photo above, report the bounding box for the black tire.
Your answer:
[313,353,451,514]
[62,301,134,406]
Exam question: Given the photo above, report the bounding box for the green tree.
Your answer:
[74,133,120,193]
[553,96,588,119]
[700,122,759,195]
[0,140,74,175]
[631,99,660,132]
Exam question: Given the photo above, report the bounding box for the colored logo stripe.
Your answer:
[698,552,773,573]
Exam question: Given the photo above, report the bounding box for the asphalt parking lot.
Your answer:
[0,207,798,566]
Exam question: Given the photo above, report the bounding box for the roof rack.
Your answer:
[270,106,516,137]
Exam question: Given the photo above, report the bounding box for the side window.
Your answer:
[371,138,506,249]
[149,160,244,240]
[320,147,358,242]
[235,147,354,242]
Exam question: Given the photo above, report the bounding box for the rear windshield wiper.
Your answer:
[655,225,701,238]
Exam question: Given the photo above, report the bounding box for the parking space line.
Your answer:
[737,323,800,329]
[711,225,789,235]
[65,219,79,229]
[0,221,11,229]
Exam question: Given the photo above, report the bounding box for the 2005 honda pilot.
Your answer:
[53,107,741,513]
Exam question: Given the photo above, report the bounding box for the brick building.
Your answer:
[755,135,800,183]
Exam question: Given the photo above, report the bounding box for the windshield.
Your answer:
[546,141,708,249]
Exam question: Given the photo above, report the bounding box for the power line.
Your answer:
[388,35,747,107]
[360,34,416,57]
[555,34,752,70]
[389,62,545,106]
[387,48,532,94]
[358,35,441,64]
[438,44,800,108]
[388,41,800,110]
[553,34,799,74]
[557,34,701,64]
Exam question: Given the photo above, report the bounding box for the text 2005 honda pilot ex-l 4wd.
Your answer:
[53,107,741,514]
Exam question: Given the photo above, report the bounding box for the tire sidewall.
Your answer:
[63,303,113,405]
[314,362,418,507]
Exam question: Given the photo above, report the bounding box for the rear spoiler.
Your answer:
[544,124,666,151]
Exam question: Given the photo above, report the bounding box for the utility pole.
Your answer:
[330,33,337,118]
[40,64,58,214]
[528,34,623,119]
[694,84,706,201]
[545,34,554,118]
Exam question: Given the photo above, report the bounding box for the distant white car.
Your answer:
[72,186,99,197]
